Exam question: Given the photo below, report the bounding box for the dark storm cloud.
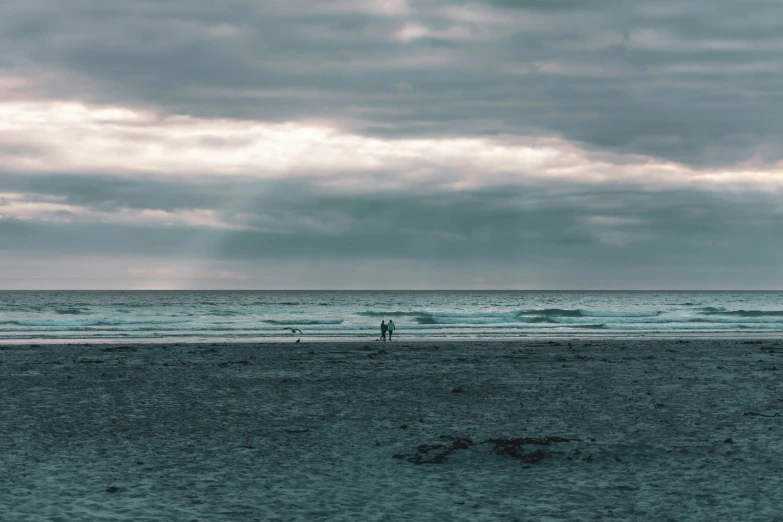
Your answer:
[3,0,783,165]
[3,177,782,272]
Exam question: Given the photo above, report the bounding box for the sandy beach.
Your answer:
[3,338,783,521]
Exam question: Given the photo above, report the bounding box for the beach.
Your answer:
[2,338,783,521]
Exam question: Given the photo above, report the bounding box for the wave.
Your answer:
[356,311,426,317]
[358,309,660,325]
[526,317,558,324]
[262,320,344,325]
[583,310,661,318]
[201,309,304,317]
[360,310,574,321]
[517,309,660,318]
[698,309,783,317]
[55,308,86,315]
[517,309,585,318]
[571,324,606,329]
[0,318,189,327]
[378,311,520,325]
[202,310,243,317]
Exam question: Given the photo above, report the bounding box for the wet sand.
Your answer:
[2,339,783,521]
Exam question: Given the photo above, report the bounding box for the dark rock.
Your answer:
[486,439,550,462]
[400,435,571,465]
[743,411,780,417]
[417,444,445,453]
[724,439,734,444]
[451,387,464,393]
[106,486,118,493]
[404,437,475,464]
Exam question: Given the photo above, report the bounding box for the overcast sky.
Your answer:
[1,0,782,289]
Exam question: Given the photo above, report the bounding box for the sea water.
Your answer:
[1,291,783,343]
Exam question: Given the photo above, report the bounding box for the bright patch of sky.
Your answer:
[1,0,782,288]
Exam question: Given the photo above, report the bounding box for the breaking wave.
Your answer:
[262,319,344,325]
[55,308,87,315]
[698,309,783,317]
[517,309,585,318]
[4,291,783,342]
[515,309,661,318]
[356,311,426,317]
[0,318,188,327]
[361,309,660,325]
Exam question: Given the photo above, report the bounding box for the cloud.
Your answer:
[393,22,475,42]
[2,0,783,288]
[1,181,782,288]
[0,191,243,229]
[0,179,780,259]
[3,0,783,166]
[2,101,783,195]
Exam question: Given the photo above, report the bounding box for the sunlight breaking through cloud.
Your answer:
[1,101,782,193]
[0,191,243,229]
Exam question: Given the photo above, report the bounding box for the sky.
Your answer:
[1,0,782,289]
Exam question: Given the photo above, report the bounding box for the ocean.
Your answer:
[2,290,783,343]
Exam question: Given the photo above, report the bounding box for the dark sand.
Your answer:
[2,339,783,521]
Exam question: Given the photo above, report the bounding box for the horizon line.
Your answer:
[2,289,783,292]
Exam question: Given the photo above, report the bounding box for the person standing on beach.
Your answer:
[388,319,395,341]
[380,320,388,341]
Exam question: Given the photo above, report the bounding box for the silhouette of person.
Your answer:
[388,319,395,341]
[380,320,388,341]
